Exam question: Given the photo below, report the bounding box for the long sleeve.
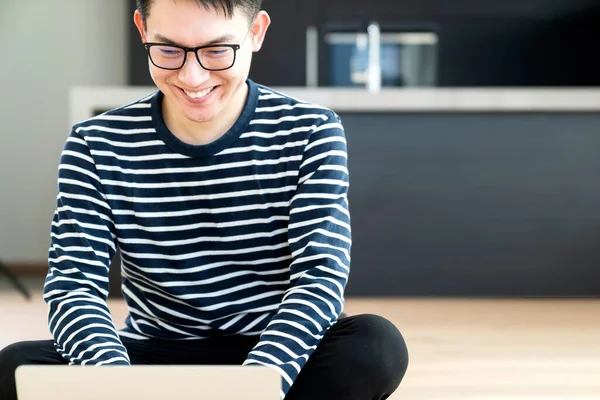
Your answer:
[243,112,351,398]
[42,130,130,365]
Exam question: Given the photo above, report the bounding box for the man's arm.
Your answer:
[43,130,130,365]
[243,112,351,398]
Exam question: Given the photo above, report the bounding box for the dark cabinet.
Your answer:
[249,0,317,86]
[127,0,152,87]
[340,111,600,297]
[127,1,600,87]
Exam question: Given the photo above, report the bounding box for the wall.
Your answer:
[0,0,128,263]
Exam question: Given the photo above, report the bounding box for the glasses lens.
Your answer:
[198,46,235,70]
[149,45,185,69]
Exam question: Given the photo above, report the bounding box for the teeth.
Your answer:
[184,87,213,99]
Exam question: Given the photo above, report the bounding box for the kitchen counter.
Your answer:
[262,87,600,112]
[66,85,600,297]
[69,86,600,126]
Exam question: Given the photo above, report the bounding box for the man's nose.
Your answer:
[178,53,210,87]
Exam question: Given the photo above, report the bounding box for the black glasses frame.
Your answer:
[143,43,241,71]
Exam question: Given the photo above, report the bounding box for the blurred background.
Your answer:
[2,1,600,398]
[1,0,600,297]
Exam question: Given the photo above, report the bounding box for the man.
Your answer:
[0,1,408,398]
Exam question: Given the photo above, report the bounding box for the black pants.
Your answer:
[0,314,408,400]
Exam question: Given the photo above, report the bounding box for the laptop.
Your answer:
[15,365,281,400]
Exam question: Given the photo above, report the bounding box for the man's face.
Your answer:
[134,0,269,125]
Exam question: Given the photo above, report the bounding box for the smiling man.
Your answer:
[0,1,408,399]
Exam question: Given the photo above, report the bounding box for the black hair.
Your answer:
[136,0,263,21]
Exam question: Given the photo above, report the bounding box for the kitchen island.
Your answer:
[70,87,600,297]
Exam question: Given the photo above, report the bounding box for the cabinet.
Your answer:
[127,1,600,87]
[249,0,317,86]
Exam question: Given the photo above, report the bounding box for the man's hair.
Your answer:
[136,0,263,21]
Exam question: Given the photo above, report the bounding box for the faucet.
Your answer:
[367,21,382,92]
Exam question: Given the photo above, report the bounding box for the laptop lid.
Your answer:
[15,365,281,400]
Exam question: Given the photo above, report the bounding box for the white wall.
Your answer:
[0,0,128,263]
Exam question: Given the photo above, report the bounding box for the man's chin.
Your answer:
[179,98,218,123]
[184,104,225,123]
[184,113,215,124]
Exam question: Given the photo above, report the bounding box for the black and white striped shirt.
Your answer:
[43,79,351,398]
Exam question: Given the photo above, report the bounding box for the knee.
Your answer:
[347,314,409,389]
[0,342,27,397]
[0,342,29,376]
[0,340,63,400]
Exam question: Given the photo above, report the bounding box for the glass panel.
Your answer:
[325,32,438,87]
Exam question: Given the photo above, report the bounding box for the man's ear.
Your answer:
[250,11,271,52]
[133,9,148,42]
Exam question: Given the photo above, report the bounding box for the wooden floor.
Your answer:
[2,282,599,399]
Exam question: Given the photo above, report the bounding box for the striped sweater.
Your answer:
[43,79,351,398]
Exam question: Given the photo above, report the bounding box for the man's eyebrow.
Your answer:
[153,33,237,47]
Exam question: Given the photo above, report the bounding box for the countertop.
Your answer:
[69,86,600,127]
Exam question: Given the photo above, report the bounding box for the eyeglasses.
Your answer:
[143,28,251,71]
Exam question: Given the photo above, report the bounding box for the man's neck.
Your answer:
[163,83,249,146]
